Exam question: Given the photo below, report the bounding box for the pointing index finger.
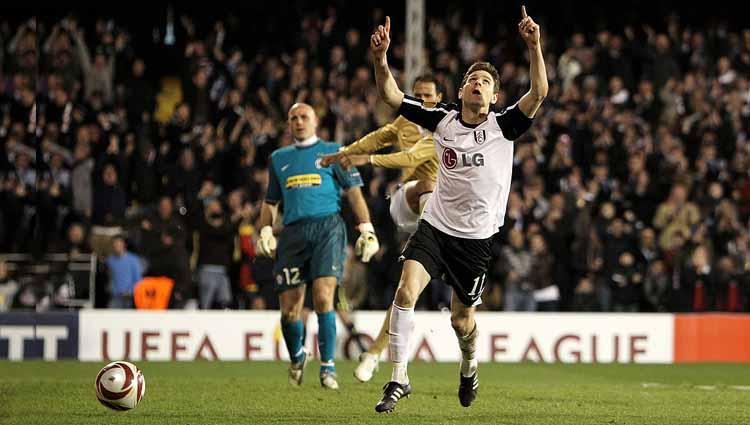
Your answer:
[521,5,528,19]
[385,16,391,33]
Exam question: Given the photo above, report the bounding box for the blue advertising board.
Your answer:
[0,312,79,360]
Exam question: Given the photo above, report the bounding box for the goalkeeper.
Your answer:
[256,102,380,390]
[320,74,443,382]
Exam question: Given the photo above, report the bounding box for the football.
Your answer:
[94,361,146,411]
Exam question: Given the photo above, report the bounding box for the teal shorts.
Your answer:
[273,214,346,292]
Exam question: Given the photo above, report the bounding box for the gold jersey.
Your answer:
[341,116,438,182]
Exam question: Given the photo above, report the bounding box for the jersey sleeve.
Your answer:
[332,163,364,190]
[397,95,451,132]
[371,136,435,169]
[265,160,282,204]
[495,103,533,141]
[341,122,398,154]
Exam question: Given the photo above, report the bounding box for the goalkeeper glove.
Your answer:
[355,222,379,263]
[256,226,277,257]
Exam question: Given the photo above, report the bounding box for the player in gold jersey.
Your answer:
[321,74,443,382]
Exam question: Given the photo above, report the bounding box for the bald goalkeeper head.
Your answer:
[288,103,319,141]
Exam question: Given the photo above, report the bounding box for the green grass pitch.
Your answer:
[1,361,749,424]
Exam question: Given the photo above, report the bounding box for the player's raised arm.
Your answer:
[319,123,398,167]
[517,6,548,118]
[371,16,404,109]
[370,136,435,169]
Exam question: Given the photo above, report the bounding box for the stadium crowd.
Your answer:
[0,6,749,313]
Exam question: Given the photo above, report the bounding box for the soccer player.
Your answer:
[320,74,443,383]
[368,6,548,412]
[255,103,380,390]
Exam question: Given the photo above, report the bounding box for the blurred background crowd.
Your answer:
[0,1,749,313]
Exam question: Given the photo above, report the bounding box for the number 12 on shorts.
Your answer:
[281,267,302,285]
[468,273,486,297]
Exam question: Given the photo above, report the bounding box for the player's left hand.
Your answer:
[518,6,540,48]
[355,222,379,263]
[370,16,391,64]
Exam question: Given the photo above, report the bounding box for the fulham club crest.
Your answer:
[474,130,486,145]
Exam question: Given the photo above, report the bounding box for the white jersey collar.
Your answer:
[294,135,319,147]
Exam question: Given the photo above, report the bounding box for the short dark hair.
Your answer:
[461,62,501,93]
[412,73,442,94]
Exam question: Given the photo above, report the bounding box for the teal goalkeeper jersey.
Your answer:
[266,140,363,225]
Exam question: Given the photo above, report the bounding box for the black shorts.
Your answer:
[401,220,493,306]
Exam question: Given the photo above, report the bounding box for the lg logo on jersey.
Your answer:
[442,148,484,169]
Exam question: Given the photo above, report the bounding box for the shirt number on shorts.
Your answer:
[468,274,486,297]
[282,267,302,285]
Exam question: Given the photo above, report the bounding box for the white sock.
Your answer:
[389,302,414,384]
[456,324,478,377]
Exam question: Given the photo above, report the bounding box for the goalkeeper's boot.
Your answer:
[320,370,340,390]
[288,349,310,386]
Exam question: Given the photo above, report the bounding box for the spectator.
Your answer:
[72,27,115,103]
[140,195,186,258]
[636,227,660,268]
[713,257,743,312]
[571,275,599,311]
[643,260,670,312]
[92,163,126,226]
[501,228,534,311]
[653,183,701,251]
[123,58,154,128]
[105,235,142,308]
[90,163,127,256]
[166,148,203,211]
[541,193,575,309]
[0,258,19,311]
[146,225,194,309]
[608,251,643,312]
[71,141,94,219]
[196,200,235,309]
[64,222,91,256]
[528,233,557,311]
[673,245,714,312]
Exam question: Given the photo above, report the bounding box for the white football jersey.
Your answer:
[399,95,533,239]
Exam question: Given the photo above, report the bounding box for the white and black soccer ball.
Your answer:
[95,361,146,411]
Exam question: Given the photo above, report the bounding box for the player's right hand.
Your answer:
[340,154,369,169]
[256,225,277,257]
[321,152,370,170]
[370,16,391,63]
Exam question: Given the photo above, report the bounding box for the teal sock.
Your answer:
[317,310,336,374]
[281,319,305,364]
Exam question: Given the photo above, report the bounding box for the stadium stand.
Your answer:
[0,4,748,312]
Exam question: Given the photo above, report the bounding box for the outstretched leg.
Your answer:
[375,260,431,413]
